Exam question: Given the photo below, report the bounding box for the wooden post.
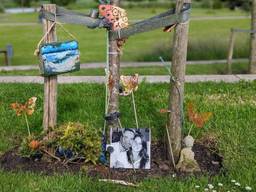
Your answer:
[249,0,256,74]
[42,4,58,130]
[227,29,235,74]
[4,51,8,66]
[167,0,191,165]
[108,0,121,131]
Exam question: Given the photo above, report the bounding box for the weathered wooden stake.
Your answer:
[167,0,191,165]
[249,0,256,74]
[42,4,58,130]
[227,29,236,74]
[108,0,121,131]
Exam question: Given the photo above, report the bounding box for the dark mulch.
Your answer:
[0,142,224,182]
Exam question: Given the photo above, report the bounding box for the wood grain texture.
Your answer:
[250,0,256,74]
[107,0,121,131]
[167,0,191,165]
[42,4,58,130]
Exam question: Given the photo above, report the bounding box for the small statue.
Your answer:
[176,135,201,173]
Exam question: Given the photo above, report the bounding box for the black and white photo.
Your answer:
[108,128,151,169]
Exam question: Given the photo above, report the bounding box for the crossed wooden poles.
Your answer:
[41,0,191,165]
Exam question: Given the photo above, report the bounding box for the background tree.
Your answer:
[224,0,251,11]
[0,1,4,13]
[13,0,32,7]
[50,0,77,6]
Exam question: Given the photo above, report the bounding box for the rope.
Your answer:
[166,125,176,169]
[159,57,185,129]
[131,91,139,129]
[34,21,78,56]
[103,30,110,134]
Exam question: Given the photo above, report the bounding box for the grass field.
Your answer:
[0,6,255,191]
[0,62,249,76]
[0,82,255,191]
[0,8,251,66]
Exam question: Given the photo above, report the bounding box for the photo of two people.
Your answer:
[108,128,151,169]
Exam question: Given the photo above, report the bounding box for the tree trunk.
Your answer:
[108,0,121,131]
[42,4,58,130]
[167,0,191,165]
[249,0,256,74]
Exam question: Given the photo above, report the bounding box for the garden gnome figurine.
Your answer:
[176,135,201,173]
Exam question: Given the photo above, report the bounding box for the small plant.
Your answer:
[10,97,37,136]
[19,134,41,158]
[44,122,101,164]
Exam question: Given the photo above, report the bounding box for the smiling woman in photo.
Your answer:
[127,133,149,169]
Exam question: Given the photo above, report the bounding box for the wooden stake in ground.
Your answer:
[167,0,191,165]
[227,28,236,74]
[108,0,121,131]
[42,4,58,130]
[249,0,256,74]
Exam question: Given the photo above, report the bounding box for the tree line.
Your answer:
[0,0,252,10]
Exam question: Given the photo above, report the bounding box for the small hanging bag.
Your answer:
[35,22,80,76]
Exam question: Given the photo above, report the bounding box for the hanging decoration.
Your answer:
[187,102,213,129]
[119,74,139,96]
[98,4,129,31]
[38,40,80,76]
[35,21,80,76]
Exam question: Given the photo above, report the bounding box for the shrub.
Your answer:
[45,122,101,164]
[13,0,32,7]
[201,0,213,9]
[213,0,223,9]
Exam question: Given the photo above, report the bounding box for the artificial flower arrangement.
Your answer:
[187,102,213,136]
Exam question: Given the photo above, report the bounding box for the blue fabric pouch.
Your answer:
[39,40,80,76]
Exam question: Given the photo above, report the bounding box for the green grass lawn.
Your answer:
[0,8,251,66]
[0,62,249,76]
[0,82,255,191]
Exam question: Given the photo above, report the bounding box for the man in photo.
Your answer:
[109,128,135,168]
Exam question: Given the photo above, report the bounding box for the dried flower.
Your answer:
[10,97,37,136]
[187,102,213,128]
[120,74,139,96]
[29,140,40,150]
[10,97,37,116]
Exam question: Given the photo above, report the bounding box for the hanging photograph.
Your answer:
[107,128,151,169]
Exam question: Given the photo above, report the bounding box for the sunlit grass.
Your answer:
[0,8,251,66]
